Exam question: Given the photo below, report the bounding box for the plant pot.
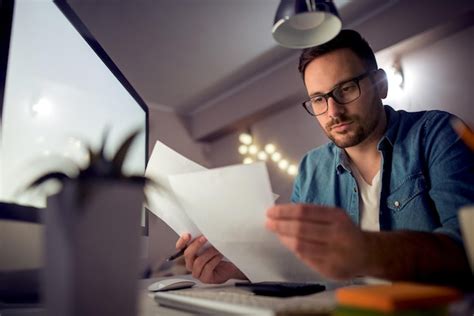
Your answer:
[43,179,144,316]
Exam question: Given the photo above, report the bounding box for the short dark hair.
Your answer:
[298,29,377,79]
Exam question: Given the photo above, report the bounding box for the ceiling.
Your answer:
[68,0,474,140]
[67,0,390,113]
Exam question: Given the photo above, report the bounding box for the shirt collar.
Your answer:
[336,148,351,174]
[335,105,400,174]
[377,105,400,151]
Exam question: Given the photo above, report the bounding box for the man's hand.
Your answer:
[176,233,247,284]
[266,204,369,280]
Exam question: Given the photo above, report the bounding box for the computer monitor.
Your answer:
[0,0,149,229]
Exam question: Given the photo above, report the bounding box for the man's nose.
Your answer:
[326,97,345,118]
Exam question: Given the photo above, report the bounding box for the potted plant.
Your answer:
[26,129,148,316]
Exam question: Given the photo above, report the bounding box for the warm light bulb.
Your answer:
[239,133,253,145]
[388,64,404,89]
[243,157,253,164]
[278,159,289,170]
[271,152,282,162]
[238,145,248,155]
[287,165,298,176]
[264,144,276,154]
[248,144,258,155]
[394,72,403,87]
[257,151,268,161]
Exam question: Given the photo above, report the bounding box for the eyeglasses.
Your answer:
[302,70,376,116]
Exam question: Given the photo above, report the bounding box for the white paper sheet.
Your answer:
[144,141,279,238]
[144,141,205,237]
[169,162,323,283]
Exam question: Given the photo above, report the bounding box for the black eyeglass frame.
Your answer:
[301,70,377,116]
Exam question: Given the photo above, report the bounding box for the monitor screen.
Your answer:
[0,0,149,225]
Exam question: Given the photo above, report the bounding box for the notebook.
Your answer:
[335,282,461,312]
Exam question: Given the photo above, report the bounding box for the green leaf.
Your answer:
[27,172,71,189]
[112,129,141,172]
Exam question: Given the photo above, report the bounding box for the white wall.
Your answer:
[205,26,474,203]
[147,106,210,166]
[384,26,474,123]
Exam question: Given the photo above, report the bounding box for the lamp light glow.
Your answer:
[264,143,276,154]
[271,152,282,162]
[288,164,298,176]
[238,145,249,155]
[243,157,254,164]
[248,144,259,155]
[388,64,404,89]
[278,159,289,170]
[239,133,253,145]
[31,98,53,117]
[257,151,268,161]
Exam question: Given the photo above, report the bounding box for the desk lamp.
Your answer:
[272,0,342,48]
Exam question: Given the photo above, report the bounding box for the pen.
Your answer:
[451,118,474,151]
[166,247,187,262]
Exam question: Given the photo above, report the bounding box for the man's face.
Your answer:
[303,48,385,148]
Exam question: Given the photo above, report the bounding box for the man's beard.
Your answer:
[325,113,378,148]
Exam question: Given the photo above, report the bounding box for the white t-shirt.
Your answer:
[350,165,382,232]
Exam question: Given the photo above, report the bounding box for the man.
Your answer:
[176,30,474,286]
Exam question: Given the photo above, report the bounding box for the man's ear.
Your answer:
[373,69,388,99]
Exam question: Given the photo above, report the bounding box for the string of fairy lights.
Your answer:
[238,132,298,177]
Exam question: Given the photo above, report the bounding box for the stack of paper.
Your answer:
[145,141,323,282]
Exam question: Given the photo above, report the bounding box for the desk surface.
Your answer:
[3,278,471,316]
[0,277,336,316]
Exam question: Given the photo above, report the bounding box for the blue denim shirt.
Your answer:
[291,105,474,243]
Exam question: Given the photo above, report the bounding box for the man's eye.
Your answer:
[340,83,357,93]
[312,96,325,104]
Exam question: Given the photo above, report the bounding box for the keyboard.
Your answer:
[153,287,336,315]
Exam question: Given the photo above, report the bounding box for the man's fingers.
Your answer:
[199,253,224,283]
[266,219,332,241]
[176,233,191,249]
[183,235,207,271]
[192,247,220,279]
[266,204,339,223]
[278,235,328,260]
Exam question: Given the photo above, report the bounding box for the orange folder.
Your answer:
[335,282,462,312]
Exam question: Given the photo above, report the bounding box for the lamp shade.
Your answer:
[272,0,342,49]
